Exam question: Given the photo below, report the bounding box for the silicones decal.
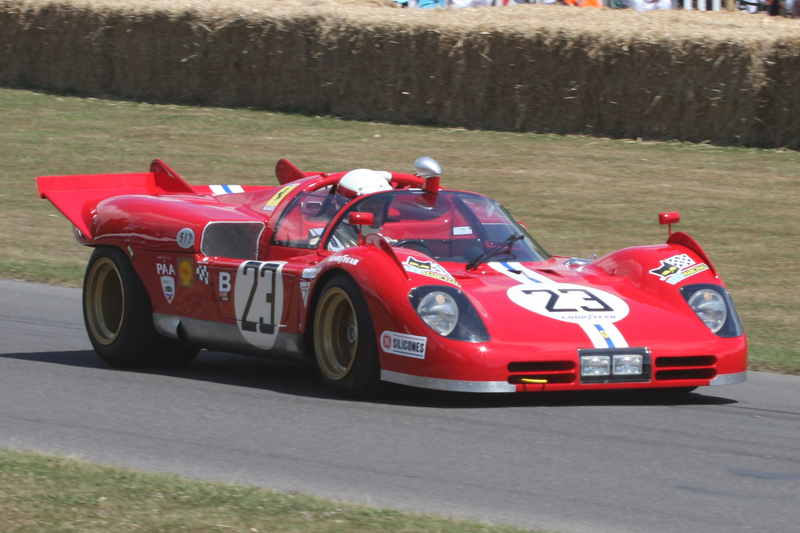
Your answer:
[381,331,427,359]
[491,261,630,349]
[233,261,287,350]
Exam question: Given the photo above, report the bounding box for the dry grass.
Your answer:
[0,447,538,533]
[1,88,798,372]
[3,1,800,147]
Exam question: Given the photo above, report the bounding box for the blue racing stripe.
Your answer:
[500,261,542,283]
[594,324,615,348]
[221,184,233,194]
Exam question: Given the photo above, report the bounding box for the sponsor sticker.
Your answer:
[177,228,195,249]
[300,280,311,306]
[196,264,210,284]
[218,271,231,301]
[649,254,709,285]
[263,185,297,211]
[301,266,321,279]
[453,226,473,236]
[161,276,175,304]
[403,256,459,286]
[380,331,427,359]
[328,255,359,266]
[177,257,194,287]
[156,261,176,276]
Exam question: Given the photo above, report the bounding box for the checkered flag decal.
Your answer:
[663,254,695,270]
[196,265,209,284]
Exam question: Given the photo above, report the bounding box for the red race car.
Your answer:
[37,157,747,396]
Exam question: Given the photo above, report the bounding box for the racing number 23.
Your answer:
[521,288,612,313]
[240,261,281,334]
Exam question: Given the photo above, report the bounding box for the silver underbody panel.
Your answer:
[381,369,517,393]
[709,370,747,386]
[153,313,307,363]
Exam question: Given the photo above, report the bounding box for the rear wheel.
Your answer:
[83,246,198,368]
[313,275,380,397]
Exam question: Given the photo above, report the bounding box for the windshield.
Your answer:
[325,190,549,263]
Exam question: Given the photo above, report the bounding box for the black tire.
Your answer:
[83,246,199,368]
[312,274,380,397]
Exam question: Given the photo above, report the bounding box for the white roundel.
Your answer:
[507,283,629,324]
[177,228,195,249]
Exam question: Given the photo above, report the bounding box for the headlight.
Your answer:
[417,291,459,336]
[408,286,490,341]
[687,288,727,333]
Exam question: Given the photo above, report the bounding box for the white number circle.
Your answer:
[177,228,195,249]
[507,283,629,323]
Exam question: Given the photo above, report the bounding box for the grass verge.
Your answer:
[0,87,797,372]
[0,447,535,533]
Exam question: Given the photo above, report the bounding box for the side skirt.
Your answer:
[153,313,308,363]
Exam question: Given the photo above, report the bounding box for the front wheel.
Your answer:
[312,275,380,397]
[83,246,198,368]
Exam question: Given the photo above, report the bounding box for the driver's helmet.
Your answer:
[335,169,392,205]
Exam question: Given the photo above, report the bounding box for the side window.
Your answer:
[272,188,337,249]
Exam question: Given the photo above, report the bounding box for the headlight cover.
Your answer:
[409,286,490,342]
[679,284,744,338]
[417,291,459,336]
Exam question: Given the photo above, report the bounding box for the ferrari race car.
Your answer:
[37,157,747,396]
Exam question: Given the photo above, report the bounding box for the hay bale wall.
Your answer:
[2,0,800,148]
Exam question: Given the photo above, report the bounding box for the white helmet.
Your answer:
[336,169,392,200]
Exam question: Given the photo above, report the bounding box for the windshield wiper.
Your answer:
[466,233,524,271]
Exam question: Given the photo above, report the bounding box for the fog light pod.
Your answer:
[581,355,611,377]
[613,354,643,376]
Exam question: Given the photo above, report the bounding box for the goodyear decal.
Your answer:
[263,184,297,211]
[491,261,629,349]
[403,256,459,286]
[650,253,709,285]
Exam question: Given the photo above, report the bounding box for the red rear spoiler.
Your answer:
[37,159,196,239]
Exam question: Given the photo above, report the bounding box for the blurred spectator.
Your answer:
[625,0,672,9]
[563,0,603,6]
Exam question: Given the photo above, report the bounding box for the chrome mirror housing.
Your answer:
[414,156,441,178]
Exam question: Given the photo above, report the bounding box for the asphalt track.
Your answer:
[1,278,799,533]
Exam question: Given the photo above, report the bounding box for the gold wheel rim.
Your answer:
[85,257,125,346]
[314,288,358,381]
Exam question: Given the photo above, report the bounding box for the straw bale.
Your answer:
[2,0,800,147]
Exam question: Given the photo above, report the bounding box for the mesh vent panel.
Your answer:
[201,222,264,260]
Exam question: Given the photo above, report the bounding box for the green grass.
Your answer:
[1,87,798,372]
[0,447,535,533]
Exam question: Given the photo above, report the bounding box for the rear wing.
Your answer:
[37,159,197,239]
